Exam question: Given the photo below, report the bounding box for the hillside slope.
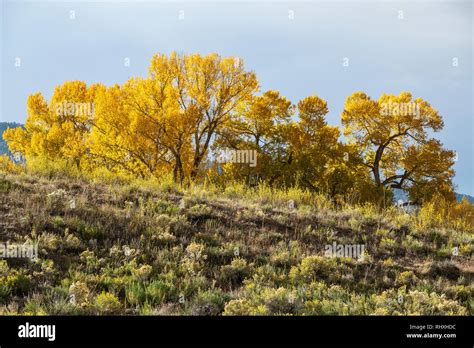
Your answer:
[0,173,472,315]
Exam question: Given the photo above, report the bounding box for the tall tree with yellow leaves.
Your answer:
[342,91,456,202]
[3,81,103,170]
[214,90,293,184]
[90,52,258,183]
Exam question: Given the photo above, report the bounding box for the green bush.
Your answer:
[93,292,122,314]
[219,258,251,288]
[189,289,229,315]
[289,256,350,284]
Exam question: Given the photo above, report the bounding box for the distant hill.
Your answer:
[0,122,22,156]
[455,193,474,204]
[393,188,474,204]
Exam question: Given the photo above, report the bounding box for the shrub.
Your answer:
[372,288,467,315]
[289,256,348,284]
[187,204,213,219]
[223,299,268,316]
[181,243,207,275]
[395,271,418,287]
[68,281,90,306]
[125,282,146,307]
[219,258,251,288]
[0,272,32,302]
[145,279,177,305]
[189,289,229,316]
[261,287,301,315]
[93,292,122,314]
[132,265,153,281]
[146,199,179,216]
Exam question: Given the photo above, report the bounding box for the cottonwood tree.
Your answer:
[5,57,457,205]
[3,81,102,169]
[288,96,343,192]
[177,53,259,180]
[215,93,365,195]
[90,52,259,183]
[88,80,176,179]
[342,91,456,202]
[214,90,293,184]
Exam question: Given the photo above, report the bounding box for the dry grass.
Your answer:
[0,172,472,315]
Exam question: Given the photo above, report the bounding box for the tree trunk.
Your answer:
[173,156,184,185]
[372,145,385,186]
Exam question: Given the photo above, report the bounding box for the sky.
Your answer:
[1,0,472,195]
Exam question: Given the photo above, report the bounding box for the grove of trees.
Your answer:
[3,52,457,204]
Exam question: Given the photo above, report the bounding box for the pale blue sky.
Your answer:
[1,0,472,194]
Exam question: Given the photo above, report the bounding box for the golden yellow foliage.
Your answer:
[2,54,459,206]
[3,81,104,171]
[0,155,21,174]
[342,91,456,203]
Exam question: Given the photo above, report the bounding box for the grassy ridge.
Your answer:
[0,172,472,315]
